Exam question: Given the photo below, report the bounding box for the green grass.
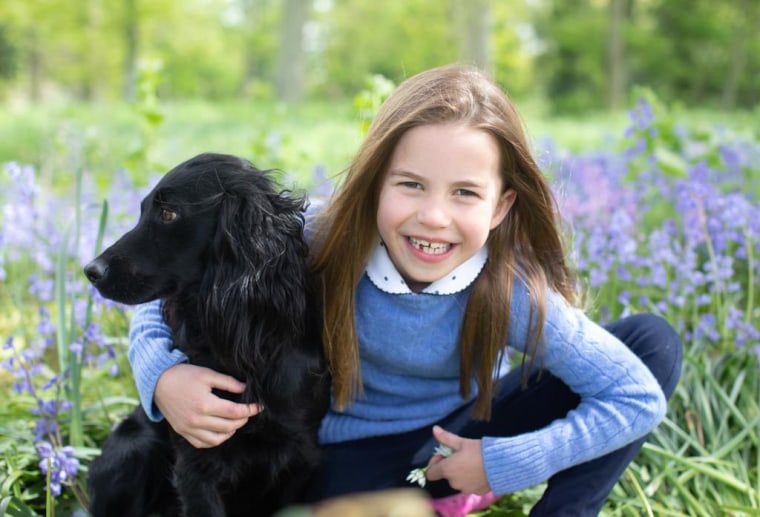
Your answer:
[2,96,756,191]
[0,99,363,192]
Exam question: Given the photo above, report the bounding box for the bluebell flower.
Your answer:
[69,342,83,355]
[36,441,79,497]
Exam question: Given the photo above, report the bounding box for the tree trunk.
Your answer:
[458,0,491,71]
[608,0,626,110]
[27,29,41,102]
[275,0,310,102]
[122,0,138,101]
[239,0,258,97]
[721,0,751,108]
[80,0,102,101]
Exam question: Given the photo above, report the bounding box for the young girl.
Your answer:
[127,64,682,516]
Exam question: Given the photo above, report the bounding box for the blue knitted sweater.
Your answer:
[127,241,666,496]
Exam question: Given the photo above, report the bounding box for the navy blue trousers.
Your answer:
[303,314,683,516]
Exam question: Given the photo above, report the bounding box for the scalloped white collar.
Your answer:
[365,239,488,295]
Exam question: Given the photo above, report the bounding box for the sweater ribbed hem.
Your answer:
[482,435,549,495]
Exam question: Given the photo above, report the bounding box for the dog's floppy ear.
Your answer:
[200,178,309,380]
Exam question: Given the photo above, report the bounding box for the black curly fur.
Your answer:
[84,153,330,517]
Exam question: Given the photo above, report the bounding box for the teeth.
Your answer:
[409,237,451,255]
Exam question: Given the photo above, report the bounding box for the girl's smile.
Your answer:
[376,123,516,291]
[406,236,454,260]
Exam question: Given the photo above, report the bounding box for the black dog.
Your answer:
[84,153,330,517]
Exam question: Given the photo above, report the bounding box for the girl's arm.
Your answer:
[480,282,667,495]
[128,300,259,448]
[127,300,189,420]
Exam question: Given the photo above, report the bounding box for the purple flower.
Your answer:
[28,274,55,302]
[36,441,80,497]
[83,322,106,348]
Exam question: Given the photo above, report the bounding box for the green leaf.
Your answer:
[653,147,687,178]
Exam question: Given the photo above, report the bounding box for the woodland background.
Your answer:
[1,0,758,110]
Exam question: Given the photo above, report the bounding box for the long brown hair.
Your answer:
[309,64,575,419]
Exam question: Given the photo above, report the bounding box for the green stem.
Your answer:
[643,443,755,495]
[67,167,84,447]
[626,470,654,517]
[745,231,755,324]
[45,457,53,517]
[697,201,727,341]
[54,226,72,376]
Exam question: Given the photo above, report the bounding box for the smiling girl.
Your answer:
[128,64,682,516]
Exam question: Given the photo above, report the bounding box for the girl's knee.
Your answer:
[637,313,682,353]
[629,313,683,397]
[609,313,683,397]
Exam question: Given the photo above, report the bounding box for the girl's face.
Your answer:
[377,123,515,292]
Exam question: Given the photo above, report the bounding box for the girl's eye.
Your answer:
[455,188,478,197]
[400,181,423,190]
[160,208,178,222]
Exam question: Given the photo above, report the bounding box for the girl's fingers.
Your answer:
[187,429,236,449]
[205,370,247,394]
[210,397,262,420]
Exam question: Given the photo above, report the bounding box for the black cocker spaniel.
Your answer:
[84,153,330,517]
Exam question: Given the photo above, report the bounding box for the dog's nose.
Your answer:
[84,259,108,284]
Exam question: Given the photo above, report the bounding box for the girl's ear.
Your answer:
[490,188,516,230]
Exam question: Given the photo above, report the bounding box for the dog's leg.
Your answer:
[88,408,177,517]
[172,450,227,517]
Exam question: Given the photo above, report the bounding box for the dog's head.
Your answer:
[84,153,308,308]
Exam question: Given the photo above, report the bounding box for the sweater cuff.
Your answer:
[129,345,188,421]
[482,435,550,495]
[127,301,188,421]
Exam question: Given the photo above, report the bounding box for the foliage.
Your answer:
[0,23,17,82]
[642,0,760,109]
[613,349,759,516]
[534,0,760,113]
[0,89,759,517]
[0,156,143,514]
[536,0,609,114]
[315,0,456,96]
[124,58,166,181]
[1,1,756,109]
[353,74,396,135]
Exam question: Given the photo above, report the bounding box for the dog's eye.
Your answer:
[160,208,178,222]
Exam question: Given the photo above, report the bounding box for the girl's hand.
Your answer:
[154,363,261,448]
[424,425,491,495]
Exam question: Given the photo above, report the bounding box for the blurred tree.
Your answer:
[122,0,139,101]
[536,0,758,113]
[491,1,535,98]
[0,24,18,82]
[0,0,50,101]
[453,0,491,71]
[536,0,608,114]
[275,0,311,101]
[238,0,279,99]
[141,0,245,98]
[76,0,103,100]
[720,0,757,108]
[629,0,758,108]
[0,0,754,108]
[318,0,457,96]
[0,0,130,101]
[608,0,629,110]
[646,0,728,105]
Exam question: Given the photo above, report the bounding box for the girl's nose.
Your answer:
[416,200,451,228]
